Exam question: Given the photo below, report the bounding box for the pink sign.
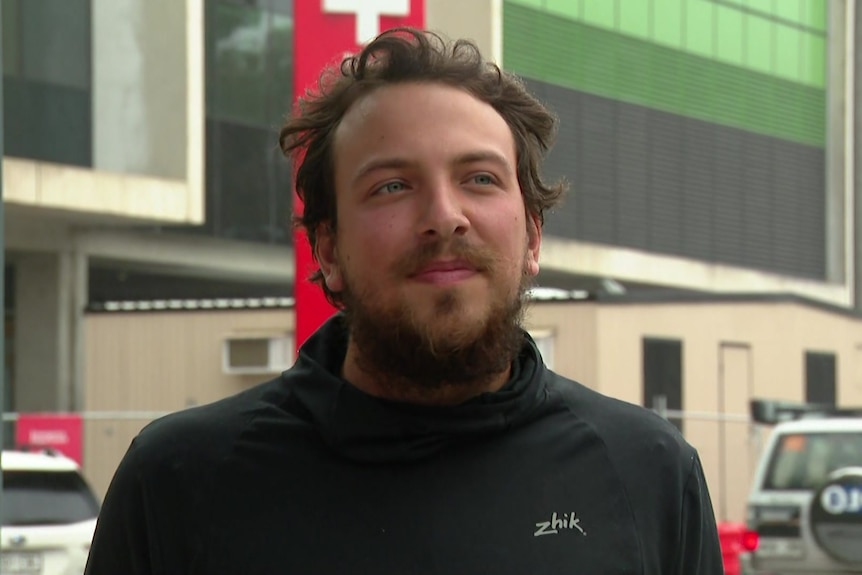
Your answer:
[15,413,83,465]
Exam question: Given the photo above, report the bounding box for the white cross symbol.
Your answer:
[322,0,411,45]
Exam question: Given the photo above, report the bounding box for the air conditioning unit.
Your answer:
[222,335,293,375]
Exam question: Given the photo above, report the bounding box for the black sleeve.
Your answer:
[85,439,157,575]
[673,453,725,575]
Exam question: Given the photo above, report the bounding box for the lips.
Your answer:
[410,259,478,284]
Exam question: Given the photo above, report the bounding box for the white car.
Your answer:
[742,400,862,575]
[1,450,99,575]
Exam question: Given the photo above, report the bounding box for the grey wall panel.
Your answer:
[681,119,717,262]
[615,104,650,248]
[529,79,826,280]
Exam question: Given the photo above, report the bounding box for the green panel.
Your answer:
[506,0,544,7]
[619,0,650,40]
[546,0,578,19]
[745,0,773,14]
[775,0,803,24]
[507,0,826,85]
[582,0,616,29]
[807,0,826,31]
[775,25,801,81]
[503,2,825,146]
[652,0,683,48]
[685,0,715,58]
[715,5,743,66]
[803,34,825,88]
[745,14,773,75]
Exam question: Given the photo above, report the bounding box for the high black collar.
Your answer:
[286,314,549,463]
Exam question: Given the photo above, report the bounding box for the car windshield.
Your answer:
[763,431,862,490]
[1,470,100,526]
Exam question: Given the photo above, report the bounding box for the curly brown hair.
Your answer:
[279,27,566,306]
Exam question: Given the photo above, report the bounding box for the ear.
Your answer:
[525,212,542,278]
[314,223,344,293]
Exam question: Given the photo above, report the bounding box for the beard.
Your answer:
[340,237,532,397]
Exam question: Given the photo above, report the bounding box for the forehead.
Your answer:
[332,82,516,175]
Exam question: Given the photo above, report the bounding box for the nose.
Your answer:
[418,180,470,240]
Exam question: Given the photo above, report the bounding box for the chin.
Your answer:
[424,304,491,342]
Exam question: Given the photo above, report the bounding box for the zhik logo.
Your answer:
[534,512,587,537]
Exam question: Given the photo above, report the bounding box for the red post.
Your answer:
[717,522,746,575]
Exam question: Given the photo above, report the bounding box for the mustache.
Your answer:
[392,237,500,277]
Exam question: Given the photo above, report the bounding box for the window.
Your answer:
[2,0,91,166]
[763,432,862,490]
[806,351,836,405]
[1,470,100,526]
[643,337,683,431]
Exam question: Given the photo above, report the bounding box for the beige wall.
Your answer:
[524,302,598,386]
[583,300,862,523]
[83,298,862,522]
[83,308,293,498]
[426,0,502,62]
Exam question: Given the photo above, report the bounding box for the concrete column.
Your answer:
[13,251,87,412]
[70,251,88,412]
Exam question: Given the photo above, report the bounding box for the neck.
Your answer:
[342,339,512,406]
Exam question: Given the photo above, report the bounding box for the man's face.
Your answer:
[317,82,541,386]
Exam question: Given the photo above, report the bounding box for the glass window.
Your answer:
[220,0,293,14]
[1,470,100,526]
[2,0,21,75]
[19,0,90,89]
[764,432,862,490]
[643,337,683,431]
[2,0,91,166]
[806,351,837,405]
[208,2,293,127]
[204,119,293,244]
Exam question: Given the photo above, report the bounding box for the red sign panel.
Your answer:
[15,413,83,465]
[292,0,425,350]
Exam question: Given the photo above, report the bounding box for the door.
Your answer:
[718,343,752,523]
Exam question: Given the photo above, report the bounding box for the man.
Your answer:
[86,28,723,574]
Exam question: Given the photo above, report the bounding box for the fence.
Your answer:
[652,398,769,524]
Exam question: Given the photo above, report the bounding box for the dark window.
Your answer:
[203,119,293,243]
[166,0,294,244]
[16,0,90,89]
[643,337,683,431]
[2,0,91,166]
[207,1,293,126]
[805,351,836,405]
[1,470,100,526]
[3,79,91,166]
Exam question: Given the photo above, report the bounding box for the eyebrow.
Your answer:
[353,150,513,184]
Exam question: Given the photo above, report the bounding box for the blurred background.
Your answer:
[0,0,857,539]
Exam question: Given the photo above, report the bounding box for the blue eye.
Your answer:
[472,174,494,185]
[377,181,406,194]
